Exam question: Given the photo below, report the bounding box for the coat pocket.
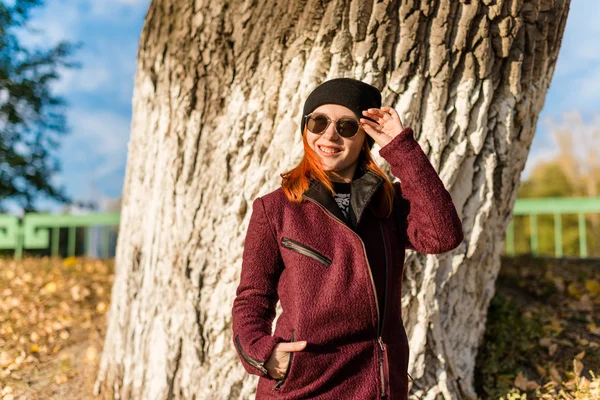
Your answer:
[281,237,332,266]
[234,334,268,376]
[272,329,296,390]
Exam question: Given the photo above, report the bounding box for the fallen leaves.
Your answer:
[1,386,14,400]
[584,279,600,298]
[96,302,107,314]
[549,342,558,356]
[509,356,600,399]
[0,256,113,397]
[43,281,57,294]
[0,353,13,369]
[488,256,600,400]
[568,282,584,300]
[549,365,562,384]
[588,323,600,337]
[514,371,540,391]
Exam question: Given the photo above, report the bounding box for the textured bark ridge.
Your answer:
[95,0,570,398]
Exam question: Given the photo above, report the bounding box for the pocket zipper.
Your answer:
[273,329,296,390]
[235,334,268,376]
[281,237,332,266]
[377,336,388,398]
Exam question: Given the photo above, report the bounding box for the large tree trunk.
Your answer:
[95,0,570,398]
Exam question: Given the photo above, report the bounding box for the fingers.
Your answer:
[277,340,307,352]
[267,340,306,379]
[360,120,382,139]
[363,106,404,131]
[360,118,381,131]
[269,362,287,379]
[364,107,402,124]
[382,106,404,129]
[362,109,388,125]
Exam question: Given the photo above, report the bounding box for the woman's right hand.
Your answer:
[265,340,307,380]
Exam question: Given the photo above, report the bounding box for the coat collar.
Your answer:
[302,165,384,228]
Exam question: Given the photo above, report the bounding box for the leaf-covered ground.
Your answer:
[0,255,597,399]
[475,255,600,399]
[0,257,113,400]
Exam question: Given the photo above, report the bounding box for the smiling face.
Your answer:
[305,104,366,182]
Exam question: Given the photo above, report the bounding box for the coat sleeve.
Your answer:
[231,196,283,379]
[378,127,464,254]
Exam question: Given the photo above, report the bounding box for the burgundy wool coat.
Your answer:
[231,127,464,399]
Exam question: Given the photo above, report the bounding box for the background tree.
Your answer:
[95,1,571,398]
[0,0,79,213]
[514,112,600,256]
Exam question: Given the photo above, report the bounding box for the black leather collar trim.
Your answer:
[302,170,384,228]
[302,179,349,224]
[351,171,384,225]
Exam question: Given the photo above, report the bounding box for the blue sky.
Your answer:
[526,1,600,178]
[5,0,600,214]
[9,0,150,214]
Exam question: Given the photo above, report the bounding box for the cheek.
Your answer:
[350,137,366,153]
[307,133,319,146]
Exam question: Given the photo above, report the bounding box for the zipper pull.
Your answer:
[377,336,384,351]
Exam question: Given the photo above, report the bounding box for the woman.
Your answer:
[231,78,463,399]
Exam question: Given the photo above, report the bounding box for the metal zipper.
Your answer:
[235,334,268,376]
[302,195,387,397]
[377,337,387,398]
[281,237,332,266]
[378,221,389,397]
[273,329,296,390]
[378,221,388,336]
[302,195,380,326]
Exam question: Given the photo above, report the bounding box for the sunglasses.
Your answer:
[304,112,362,138]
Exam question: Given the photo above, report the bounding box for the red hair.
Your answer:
[280,127,395,219]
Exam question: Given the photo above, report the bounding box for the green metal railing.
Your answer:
[505,197,600,258]
[0,213,120,260]
[0,197,599,260]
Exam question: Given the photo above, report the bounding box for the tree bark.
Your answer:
[95,0,571,398]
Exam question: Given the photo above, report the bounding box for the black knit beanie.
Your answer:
[301,78,382,149]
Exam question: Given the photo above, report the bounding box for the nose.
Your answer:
[321,121,340,141]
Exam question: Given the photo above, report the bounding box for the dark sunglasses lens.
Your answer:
[337,119,359,137]
[307,115,329,133]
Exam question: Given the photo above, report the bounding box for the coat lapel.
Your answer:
[302,179,349,224]
[302,166,384,229]
[350,170,384,225]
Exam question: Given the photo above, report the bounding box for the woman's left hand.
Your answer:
[360,106,405,148]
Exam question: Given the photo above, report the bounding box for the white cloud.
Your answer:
[17,0,150,47]
[53,107,130,204]
[550,3,600,82]
[524,112,600,181]
[53,64,113,95]
[522,127,559,181]
[16,6,78,48]
[533,1,600,168]
[65,108,131,163]
[0,0,145,214]
[14,1,142,101]
[88,0,150,19]
[578,68,600,104]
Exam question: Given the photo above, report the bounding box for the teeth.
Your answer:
[319,145,340,153]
